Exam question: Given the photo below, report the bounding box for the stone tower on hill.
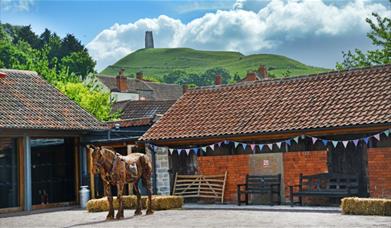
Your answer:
[145,31,154,48]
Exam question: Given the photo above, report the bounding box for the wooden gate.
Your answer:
[172,172,227,203]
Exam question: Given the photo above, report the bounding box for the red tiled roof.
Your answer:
[0,69,106,131]
[112,100,176,119]
[141,65,391,141]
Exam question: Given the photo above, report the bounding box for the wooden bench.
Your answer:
[289,173,359,206]
[237,174,281,206]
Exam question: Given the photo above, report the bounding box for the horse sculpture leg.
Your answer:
[104,182,114,220]
[142,175,154,215]
[133,181,142,216]
[116,184,124,219]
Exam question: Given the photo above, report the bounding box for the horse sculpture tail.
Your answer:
[140,154,154,214]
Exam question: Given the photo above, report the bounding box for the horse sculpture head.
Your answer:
[87,144,106,175]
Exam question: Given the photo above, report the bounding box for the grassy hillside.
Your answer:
[100,48,328,79]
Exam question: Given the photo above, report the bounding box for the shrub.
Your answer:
[341,197,391,216]
[86,195,183,212]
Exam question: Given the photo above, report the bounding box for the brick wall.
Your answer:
[367,147,391,198]
[283,151,328,202]
[197,155,249,202]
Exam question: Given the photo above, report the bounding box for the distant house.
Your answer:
[140,64,391,202]
[0,69,106,212]
[96,69,183,102]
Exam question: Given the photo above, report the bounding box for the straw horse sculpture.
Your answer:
[87,145,153,219]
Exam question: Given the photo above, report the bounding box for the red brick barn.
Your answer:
[140,65,391,204]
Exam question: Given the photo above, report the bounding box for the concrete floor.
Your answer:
[0,207,390,228]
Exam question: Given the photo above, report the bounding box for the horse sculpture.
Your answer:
[87,145,154,219]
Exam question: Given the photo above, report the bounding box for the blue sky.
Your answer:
[1,0,390,71]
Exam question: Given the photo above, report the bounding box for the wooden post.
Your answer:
[17,138,25,209]
[88,148,95,199]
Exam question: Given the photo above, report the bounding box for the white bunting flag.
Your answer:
[276,142,282,149]
[224,140,229,144]
[209,144,215,151]
[373,134,380,141]
[267,143,273,150]
[201,146,207,152]
[185,149,190,155]
[169,149,174,155]
[332,141,339,148]
[342,141,349,148]
[293,137,300,144]
[384,130,390,137]
[234,142,239,148]
[312,137,318,144]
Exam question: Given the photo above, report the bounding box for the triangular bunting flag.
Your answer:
[285,140,291,146]
[342,141,349,148]
[185,149,190,155]
[312,137,318,144]
[276,142,282,149]
[218,142,222,147]
[373,134,380,141]
[293,137,300,144]
[258,144,264,152]
[243,143,248,150]
[332,141,339,148]
[322,140,329,146]
[201,146,207,152]
[384,130,390,137]
[209,144,215,151]
[169,148,174,155]
[301,135,306,139]
[193,148,199,155]
[234,142,239,148]
[267,143,273,150]
[364,137,369,144]
[353,139,359,147]
[250,144,256,152]
[224,140,229,144]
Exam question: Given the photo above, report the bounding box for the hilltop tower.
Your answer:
[145,31,154,48]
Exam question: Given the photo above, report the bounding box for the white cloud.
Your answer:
[87,0,390,71]
[0,0,34,12]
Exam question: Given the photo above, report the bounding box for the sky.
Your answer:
[1,0,390,71]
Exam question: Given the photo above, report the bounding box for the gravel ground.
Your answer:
[0,208,390,228]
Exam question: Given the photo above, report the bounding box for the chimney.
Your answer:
[258,65,268,78]
[136,71,143,80]
[215,74,222,85]
[116,68,128,92]
[0,72,7,79]
[182,84,188,94]
[245,72,258,81]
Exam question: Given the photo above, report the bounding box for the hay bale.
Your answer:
[341,197,391,216]
[86,195,183,212]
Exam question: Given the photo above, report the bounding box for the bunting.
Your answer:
[150,128,390,156]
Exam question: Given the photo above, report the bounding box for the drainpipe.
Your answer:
[23,136,32,211]
[151,145,158,194]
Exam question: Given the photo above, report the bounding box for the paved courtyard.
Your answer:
[0,207,390,228]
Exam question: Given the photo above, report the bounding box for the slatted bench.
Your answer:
[289,173,359,206]
[237,174,281,206]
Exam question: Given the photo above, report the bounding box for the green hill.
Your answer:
[100,48,328,80]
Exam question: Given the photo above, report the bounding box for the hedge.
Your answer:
[86,195,183,212]
[341,197,391,216]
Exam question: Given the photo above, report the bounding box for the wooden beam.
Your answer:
[17,137,24,209]
[74,137,80,204]
[150,125,391,147]
[88,148,95,199]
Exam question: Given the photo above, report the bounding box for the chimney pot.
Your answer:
[258,65,268,78]
[136,71,143,80]
[116,68,128,92]
[0,72,7,79]
[245,72,257,81]
[182,84,189,94]
[215,74,222,85]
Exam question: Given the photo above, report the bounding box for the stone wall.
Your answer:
[367,147,391,198]
[146,144,170,195]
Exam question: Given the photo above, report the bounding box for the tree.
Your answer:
[60,34,85,57]
[16,25,40,49]
[61,51,96,79]
[337,5,391,70]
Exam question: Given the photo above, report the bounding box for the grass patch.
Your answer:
[86,195,184,212]
[341,197,391,216]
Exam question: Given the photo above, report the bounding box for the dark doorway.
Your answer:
[168,152,197,194]
[328,142,369,196]
[31,138,76,205]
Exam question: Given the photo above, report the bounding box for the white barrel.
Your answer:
[79,186,90,208]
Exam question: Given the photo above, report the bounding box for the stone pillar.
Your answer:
[146,144,170,195]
